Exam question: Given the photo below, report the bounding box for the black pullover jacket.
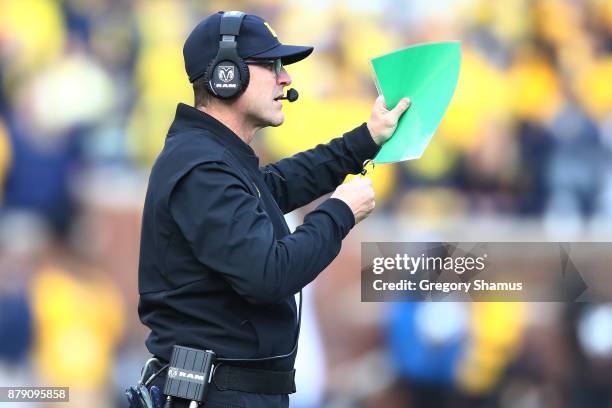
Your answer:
[138,103,380,370]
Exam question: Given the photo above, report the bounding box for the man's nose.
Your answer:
[278,69,291,86]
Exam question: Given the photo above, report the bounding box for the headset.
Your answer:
[203,11,250,99]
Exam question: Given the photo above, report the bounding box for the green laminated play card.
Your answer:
[370,42,461,163]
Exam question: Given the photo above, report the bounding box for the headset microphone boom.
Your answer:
[277,88,298,102]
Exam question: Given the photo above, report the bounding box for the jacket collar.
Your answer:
[169,103,260,168]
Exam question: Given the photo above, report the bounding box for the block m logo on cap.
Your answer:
[264,22,277,38]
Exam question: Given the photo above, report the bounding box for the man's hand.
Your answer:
[331,177,375,224]
[367,96,411,146]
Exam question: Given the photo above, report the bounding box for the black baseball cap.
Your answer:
[183,11,314,83]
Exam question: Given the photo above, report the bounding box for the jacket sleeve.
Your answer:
[261,123,381,214]
[169,161,355,305]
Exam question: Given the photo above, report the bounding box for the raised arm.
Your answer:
[262,96,410,213]
[170,161,355,304]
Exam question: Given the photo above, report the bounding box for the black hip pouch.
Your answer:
[163,345,216,407]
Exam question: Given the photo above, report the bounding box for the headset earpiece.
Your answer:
[204,11,249,99]
[204,58,249,99]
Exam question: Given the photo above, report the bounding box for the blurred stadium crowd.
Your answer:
[1,0,612,407]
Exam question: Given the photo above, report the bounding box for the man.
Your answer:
[137,10,409,408]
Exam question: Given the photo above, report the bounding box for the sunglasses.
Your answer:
[245,59,283,77]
